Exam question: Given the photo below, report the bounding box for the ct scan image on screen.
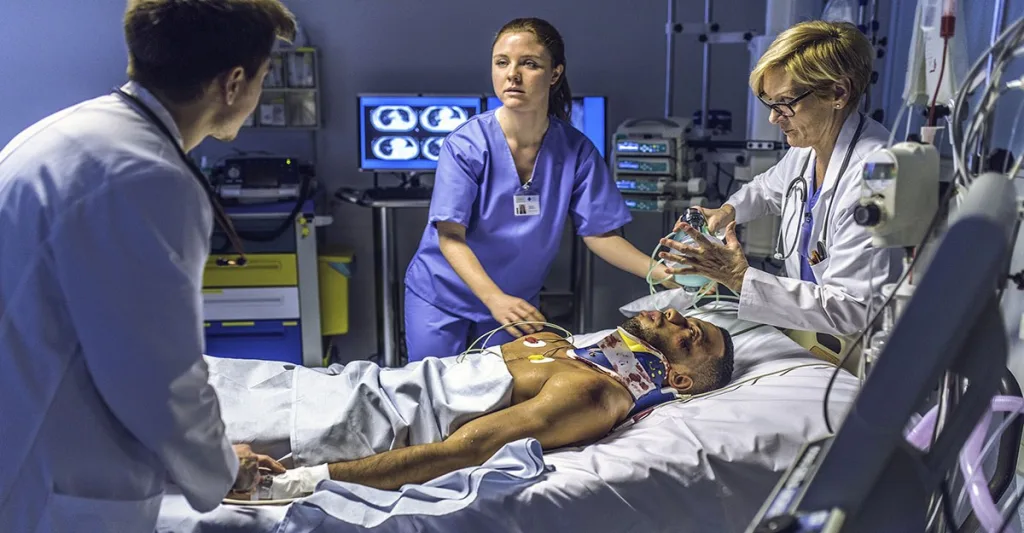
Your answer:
[359,95,482,171]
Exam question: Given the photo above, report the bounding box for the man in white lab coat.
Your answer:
[0,1,296,531]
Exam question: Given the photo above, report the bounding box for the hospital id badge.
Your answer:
[513,191,540,217]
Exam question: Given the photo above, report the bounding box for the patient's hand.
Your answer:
[230,444,286,496]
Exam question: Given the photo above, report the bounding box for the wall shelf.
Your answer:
[243,47,321,130]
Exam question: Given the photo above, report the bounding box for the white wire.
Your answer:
[948,117,967,190]
[951,23,1013,182]
[964,86,1008,169]
[859,251,878,384]
[1004,93,1024,165]
[457,320,574,363]
[951,19,1024,185]
[1008,152,1024,181]
[646,230,679,295]
[1003,93,1024,178]
[679,362,829,403]
[966,29,1024,176]
[888,102,911,148]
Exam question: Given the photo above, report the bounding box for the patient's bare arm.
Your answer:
[326,373,631,490]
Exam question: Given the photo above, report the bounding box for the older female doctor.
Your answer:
[661,20,893,336]
[404,18,673,361]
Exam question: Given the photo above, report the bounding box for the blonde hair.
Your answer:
[749,20,873,103]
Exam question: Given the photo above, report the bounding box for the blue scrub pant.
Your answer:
[404,287,515,362]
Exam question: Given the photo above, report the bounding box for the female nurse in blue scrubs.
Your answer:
[404,17,674,362]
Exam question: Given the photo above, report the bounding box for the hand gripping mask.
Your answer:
[567,327,679,417]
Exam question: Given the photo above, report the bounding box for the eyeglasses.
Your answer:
[757,90,813,118]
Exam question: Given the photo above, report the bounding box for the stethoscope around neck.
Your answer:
[773,113,866,263]
[112,87,248,267]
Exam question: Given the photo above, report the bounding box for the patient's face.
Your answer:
[620,310,727,390]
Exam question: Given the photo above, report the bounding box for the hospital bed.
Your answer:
[157,302,861,533]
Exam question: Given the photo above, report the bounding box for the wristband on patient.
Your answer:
[254,464,331,501]
[566,327,679,417]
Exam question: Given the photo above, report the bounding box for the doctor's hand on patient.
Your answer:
[660,221,749,293]
[483,293,546,338]
[227,444,286,498]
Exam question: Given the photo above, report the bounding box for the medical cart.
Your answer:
[201,200,341,367]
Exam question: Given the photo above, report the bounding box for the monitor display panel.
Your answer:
[359,94,483,171]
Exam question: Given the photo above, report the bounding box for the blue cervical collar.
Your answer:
[567,328,679,418]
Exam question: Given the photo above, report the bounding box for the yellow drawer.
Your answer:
[204,254,298,287]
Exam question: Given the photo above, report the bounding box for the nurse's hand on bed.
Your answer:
[659,221,749,293]
[229,444,286,496]
[483,292,546,337]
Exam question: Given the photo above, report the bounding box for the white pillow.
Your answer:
[618,288,702,317]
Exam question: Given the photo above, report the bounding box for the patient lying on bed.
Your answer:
[217,308,733,497]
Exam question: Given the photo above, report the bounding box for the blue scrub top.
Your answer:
[405,110,632,321]
[799,171,822,283]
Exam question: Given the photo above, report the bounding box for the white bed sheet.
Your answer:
[158,304,860,533]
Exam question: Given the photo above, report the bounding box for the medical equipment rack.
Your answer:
[202,200,333,367]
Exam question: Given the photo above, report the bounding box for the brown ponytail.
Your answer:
[549,73,572,122]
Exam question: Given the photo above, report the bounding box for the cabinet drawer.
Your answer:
[202,287,300,321]
[204,320,302,364]
[204,254,297,287]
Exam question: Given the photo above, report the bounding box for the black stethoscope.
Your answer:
[773,112,866,263]
[112,87,248,267]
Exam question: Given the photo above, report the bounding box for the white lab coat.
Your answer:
[0,83,237,532]
[728,111,898,336]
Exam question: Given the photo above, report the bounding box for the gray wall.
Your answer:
[3,0,1021,361]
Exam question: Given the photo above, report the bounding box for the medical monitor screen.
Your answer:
[486,95,607,158]
[359,95,482,171]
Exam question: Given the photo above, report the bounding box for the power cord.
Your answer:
[234,172,317,242]
[715,163,736,199]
